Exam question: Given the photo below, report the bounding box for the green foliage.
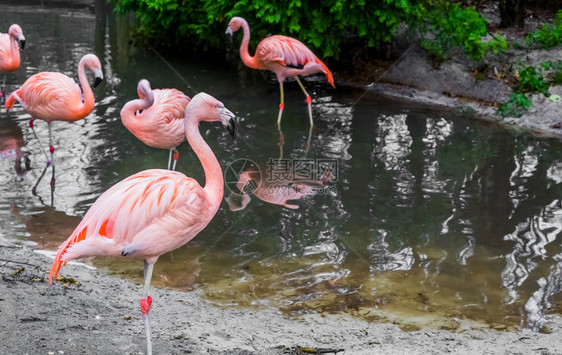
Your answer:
[517,66,550,95]
[112,0,503,61]
[112,0,429,58]
[526,10,562,49]
[415,2,506,61]
[540,60,562,86]
[497,92,532,118]
[497,65,551,118]
[553,72,562,86]
[541,60,562,71]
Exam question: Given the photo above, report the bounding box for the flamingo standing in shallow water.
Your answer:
[226,16,334,127]
[48,93,237,355]
[5,54,103,167]
[121,79,191,170]
[0,24,25,100]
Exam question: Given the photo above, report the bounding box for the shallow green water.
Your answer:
[1,1,561,332]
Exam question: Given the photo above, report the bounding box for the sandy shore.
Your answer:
[1,237,561,355]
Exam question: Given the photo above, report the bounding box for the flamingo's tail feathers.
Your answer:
[4,91,17,112]
[48,226,88,285]
[48,252,64,285]
[316,58,335,88]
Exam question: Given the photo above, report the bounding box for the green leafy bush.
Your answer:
[497,65,551,118]
[517,66,550,95]
[415,2,506,61]
[498,92,532,118]
[526,10,562,49]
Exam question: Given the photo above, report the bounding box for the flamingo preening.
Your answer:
[48,93,237,355]
[0,24,25,100]
[121,79,191,170]
[226,16,334,127]
[5,54,103,167]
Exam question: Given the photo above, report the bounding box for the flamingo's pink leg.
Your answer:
[48,122,55,167]
[166,148,179,171]
[141,261,154,355]
[50,164,55,193]
[29,119,51,166]
[277,126,285,160]
[277,81,284,128]
[295,77,313,127]
[305,125,312,153]
[167,149,173,170]
[172,148,179,171]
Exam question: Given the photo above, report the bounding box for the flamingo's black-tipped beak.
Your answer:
[93,76,103,88]
[217,106,237,139]
[93,69,104,88]
[18,35,25,50]
[227,116,237,139]
[226,27,234,45]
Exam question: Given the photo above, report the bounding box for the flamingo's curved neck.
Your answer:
[76,59,95,117]
[238,19,259,69]
[185,119,223,214]
[8,34,20,68]
[120,97,153,131]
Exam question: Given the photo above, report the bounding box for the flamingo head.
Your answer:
[81,54,104,88]
[136,79,154,107]
[186,93,237,139]
[225,17,245,36]
[8,24,25,50]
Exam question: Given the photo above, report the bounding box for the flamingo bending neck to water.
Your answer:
[48,92,237,355]
[226,16,334,127]
[121,79,191,170]
[0,24,25,100]
[5,54,103,167]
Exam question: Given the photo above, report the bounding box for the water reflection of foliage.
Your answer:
[366,110,562,329]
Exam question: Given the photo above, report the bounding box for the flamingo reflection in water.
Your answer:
[0,118,30,177]
[226,159,333,211]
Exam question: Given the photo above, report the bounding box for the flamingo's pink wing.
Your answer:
[48,169,202,284]
[134,88,190,149]
[153,88,190,123]
[257,35,318,67]
[256,35,334,87]
[18,72,82,120]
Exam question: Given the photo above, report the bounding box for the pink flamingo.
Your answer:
[0,24,25,99]
[121,79,191,170]
[0,24,25,100]
[226,16,334,127]
[48,92,236,355]
[5,54,103,166]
